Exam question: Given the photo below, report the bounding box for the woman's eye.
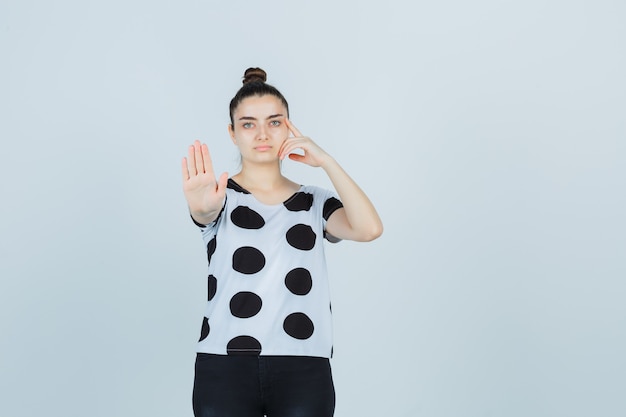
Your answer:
[270,120,281,127]
[243,122,253,129]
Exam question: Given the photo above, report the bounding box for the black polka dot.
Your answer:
[283,312,314,340]
[286,224,316,251]
[198,317,210,341]
[207,237,217,264]
[231,206,265,229]
[285,268,312,295]
[232,246,266,274]
[230,291,263,318]
[207,275,217,301]
[323,197,343,220]
[284,192,314,212]
[227,336,262,355]
[228,179,250,194]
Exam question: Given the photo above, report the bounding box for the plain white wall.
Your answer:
[1,0,625,416]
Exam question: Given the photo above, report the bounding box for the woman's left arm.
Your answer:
[279,120,383,242]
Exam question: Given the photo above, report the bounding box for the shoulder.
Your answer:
[297,185,343,220]
[299,184,333,198]
[295,185,337,206]
[226,178,250,195]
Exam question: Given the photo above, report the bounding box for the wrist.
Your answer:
[189,207,220,225]
[319,155,337,171]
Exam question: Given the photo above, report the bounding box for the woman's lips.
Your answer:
[255,145,272,151]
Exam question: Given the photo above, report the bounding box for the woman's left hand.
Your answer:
[279,119,331,167]
[280,119,383,242]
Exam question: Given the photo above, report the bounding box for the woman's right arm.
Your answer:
[182,140,229,225]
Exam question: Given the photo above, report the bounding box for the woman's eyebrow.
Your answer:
[238,114,285,121]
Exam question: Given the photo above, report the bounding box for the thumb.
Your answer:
[217,172,229,191]
[288,154,305,163]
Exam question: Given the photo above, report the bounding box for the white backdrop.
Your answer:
[1,1,625,416]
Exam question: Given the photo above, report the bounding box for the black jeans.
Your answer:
[193,353,335,417]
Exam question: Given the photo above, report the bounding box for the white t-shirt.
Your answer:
[194,179,343,358]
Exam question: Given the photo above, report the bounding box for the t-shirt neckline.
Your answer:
[228,178,304,207]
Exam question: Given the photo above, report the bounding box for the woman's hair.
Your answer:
[229,67,289,126]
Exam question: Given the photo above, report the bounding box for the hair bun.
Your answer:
[242,67,267,84]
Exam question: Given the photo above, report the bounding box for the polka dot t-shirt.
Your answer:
[193,179,343,358]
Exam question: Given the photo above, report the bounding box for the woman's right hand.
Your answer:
[182,140,228,225]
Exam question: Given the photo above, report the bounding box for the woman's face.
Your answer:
[229,94,289,163]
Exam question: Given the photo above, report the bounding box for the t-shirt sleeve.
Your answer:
[190,199,226,241]
[322,196,343,221]
[319,189,343,243]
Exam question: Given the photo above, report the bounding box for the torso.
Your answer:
[194,179,344,357]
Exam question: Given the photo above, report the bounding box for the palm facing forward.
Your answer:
[182,140,228,223]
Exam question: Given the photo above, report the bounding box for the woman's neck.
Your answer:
[233,162,289,192]
[232,163,301,205]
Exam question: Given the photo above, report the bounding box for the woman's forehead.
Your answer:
[235,95,287,118]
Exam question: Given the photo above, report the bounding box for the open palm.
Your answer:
[182,140,228,222]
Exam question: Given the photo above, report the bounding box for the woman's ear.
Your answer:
[228,124,236,144]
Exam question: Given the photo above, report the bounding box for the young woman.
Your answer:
[182,68,383,417]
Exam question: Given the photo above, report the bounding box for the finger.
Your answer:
[279,139,299,160]
[187,145,198,176]
[288,153,306,163]
[182,157,190,181]
[278,137,292,158]
[281,147,306,161]
[280,138,308,160]
[217,172,229,192]
[278,136,295,158]
[286,119,303,137]
[194,140,205,174]
[201,143,216,180]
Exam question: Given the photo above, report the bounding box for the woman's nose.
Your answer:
[256,125,269,140]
